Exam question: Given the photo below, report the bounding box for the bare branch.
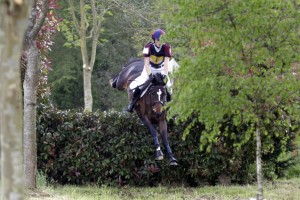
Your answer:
[29,0,49,38]
[111,0,157,23]
[67,0,81,35]
[88,0,111,69]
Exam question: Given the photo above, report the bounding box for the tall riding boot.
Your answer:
[127,88,141,112]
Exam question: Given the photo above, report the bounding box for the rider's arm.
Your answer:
[143,43,151,76]
[144,56,151,76]
[164,43,172,75]
[164,57,170,75]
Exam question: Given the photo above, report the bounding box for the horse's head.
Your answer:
[152,73,166,85]
[147,73,168,114]
[148,84,167,115]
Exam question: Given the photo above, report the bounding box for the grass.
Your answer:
[26,178,300,200]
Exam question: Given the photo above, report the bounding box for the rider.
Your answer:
[127,28,172,112]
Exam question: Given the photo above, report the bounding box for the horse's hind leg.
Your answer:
[141,117,163,160]
[159,119,178,166]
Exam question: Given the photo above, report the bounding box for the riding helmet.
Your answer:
[152,29,165,40]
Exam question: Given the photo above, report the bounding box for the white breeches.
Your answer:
[129,66,172,90]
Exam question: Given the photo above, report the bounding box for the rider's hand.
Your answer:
[149,73,154,82]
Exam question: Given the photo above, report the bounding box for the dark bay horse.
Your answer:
[110,59,178,166]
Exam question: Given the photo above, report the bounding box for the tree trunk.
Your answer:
[256,123,263,200]
[23,0,48,189]
[0,1,34,199]
[68,0,109,112]
[83,67,93,112]
[0,64,24,199]
[23,43,39,188]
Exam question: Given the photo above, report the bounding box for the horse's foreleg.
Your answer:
[159,119,178,165]
[141,117,163,160]
[158,120,172,154]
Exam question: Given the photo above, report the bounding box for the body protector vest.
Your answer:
[143,42,172,69]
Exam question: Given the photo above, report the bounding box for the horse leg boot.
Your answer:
[142,116,164,160]
[127,87,141,112]
[159,120,178,166]
[162,136,177,165]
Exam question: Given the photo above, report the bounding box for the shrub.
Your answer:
[37,104,297,186]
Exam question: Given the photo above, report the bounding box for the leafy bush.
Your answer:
[37,104,297,186]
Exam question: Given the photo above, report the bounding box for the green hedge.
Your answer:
[37,104,297,186]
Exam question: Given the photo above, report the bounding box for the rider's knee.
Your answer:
[129,81,138,90]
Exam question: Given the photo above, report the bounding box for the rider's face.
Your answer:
[155,36,164,46]
[158,35,164,44]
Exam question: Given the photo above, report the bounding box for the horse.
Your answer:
[110,58,179,166]
[110,58,179,90]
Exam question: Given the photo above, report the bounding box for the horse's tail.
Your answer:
[109,75,118,88]
[109,74,127,90]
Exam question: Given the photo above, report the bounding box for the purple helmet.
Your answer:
[152,29,165,40]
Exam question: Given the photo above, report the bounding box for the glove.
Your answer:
[149,73,155,83]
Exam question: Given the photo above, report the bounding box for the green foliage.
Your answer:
[160,0,300,151]
[285,134,300,178]
[48,32,84,109]
[36,171,48,188]
[37,105,297,186]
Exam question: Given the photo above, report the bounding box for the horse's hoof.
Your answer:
[169,160,178,166]
[155,156,164,160]
[155,150,164,160]
[168,155,178,166]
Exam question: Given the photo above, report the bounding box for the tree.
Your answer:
[23,0,49,189]
[162,1,300,199]
[66,0,112,112]
[0,0,34,199]
[22,0,60,188]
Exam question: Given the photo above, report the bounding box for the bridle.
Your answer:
[149,85,167,114]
